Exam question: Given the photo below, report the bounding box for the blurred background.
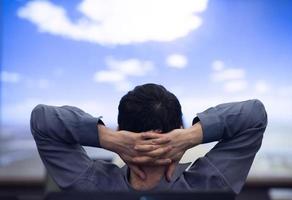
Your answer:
[1,0,292,199]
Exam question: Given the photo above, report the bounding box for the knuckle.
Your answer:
[151,145,156,150]
[162,147,169,153]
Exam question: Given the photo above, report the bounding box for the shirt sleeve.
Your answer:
[187,99,267,194]
[30,104,102,189]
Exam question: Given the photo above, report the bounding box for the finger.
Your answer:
[144,146,172,157]
[132,156,154,164]
[132,155,171,165]
[137,137,170,145]
[128,164,146,180]
[141,132,163,140]
[151,137,171,145]
[166,162,177,182]
[134,144,158,152]
[153,159,172,165]
[137,139,160,145]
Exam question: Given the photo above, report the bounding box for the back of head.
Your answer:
[118,83,183,133]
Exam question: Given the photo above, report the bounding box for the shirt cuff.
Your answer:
[78,116,103,147]
[196,108,224,143]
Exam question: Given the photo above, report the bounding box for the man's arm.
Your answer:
[148,99,267,193]
[30,104,102,189]
[188,99,267,193]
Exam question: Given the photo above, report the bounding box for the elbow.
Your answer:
[30,104,46,136]
[251,99,268,129]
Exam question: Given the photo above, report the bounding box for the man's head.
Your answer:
[118,83,183,133]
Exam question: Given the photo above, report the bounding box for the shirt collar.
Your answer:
[121,162,191,191]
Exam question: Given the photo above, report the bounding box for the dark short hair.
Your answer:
[118,83,183,133]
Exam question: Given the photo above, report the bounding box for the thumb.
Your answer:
[166,162,177,182]
[129,164,146,180]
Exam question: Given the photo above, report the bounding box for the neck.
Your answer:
[129,166,166,190]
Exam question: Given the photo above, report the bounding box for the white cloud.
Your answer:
[94,57,154,92]
[210,60,285,96]
[255,80,270,94]
[0,71,51,89]
[223,80,248,93]
[107,57,154,76]
[210,60,247,93]
[211,60,225,71]
[209,61,291,121]
[0,71,52,89]
[94,70,126,83]
[211,68,246,82]
[0,71,21,83]
[17,0,208,45]
[166,54,188,69]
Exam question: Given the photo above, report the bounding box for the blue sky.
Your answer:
[1,0,292,128]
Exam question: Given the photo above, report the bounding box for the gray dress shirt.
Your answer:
[30,99,267,194]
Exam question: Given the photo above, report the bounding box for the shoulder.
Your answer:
[183,157,231,191]
[69,160,127,191]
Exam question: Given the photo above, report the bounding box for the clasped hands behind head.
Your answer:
[98,122,202,182]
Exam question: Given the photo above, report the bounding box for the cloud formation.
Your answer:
[17,0,208,45]
[166,54,188,69]
[210,60,248,92]
[94,57,154,91]
[0,70,51,89]
[0,71,21,83]
[223,80,248,93]
[211,68,245,82]
[107,57,154,76]
[211,60,274,95]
